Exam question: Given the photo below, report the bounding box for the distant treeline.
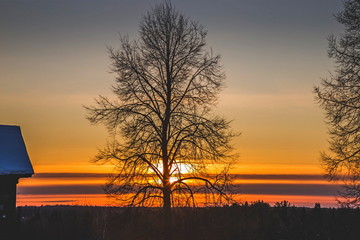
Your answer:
[1,203,359,240]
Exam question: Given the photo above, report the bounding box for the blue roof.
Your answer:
[0,125,34,176]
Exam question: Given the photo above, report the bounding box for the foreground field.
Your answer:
[2,203,359,240]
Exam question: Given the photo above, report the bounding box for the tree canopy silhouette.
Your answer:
[86,2,236,212]
[314,0,360,207]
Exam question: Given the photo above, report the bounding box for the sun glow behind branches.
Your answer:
[148,162,194,184]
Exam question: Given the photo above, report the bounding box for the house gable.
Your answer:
[0,125,34,221]
[0,125,34,176]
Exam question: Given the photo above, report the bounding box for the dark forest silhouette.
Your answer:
[6,205,359,240]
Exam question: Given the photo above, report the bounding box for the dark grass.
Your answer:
[1,203,359,240]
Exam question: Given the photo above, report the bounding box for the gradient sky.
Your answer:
[0,0,345,206]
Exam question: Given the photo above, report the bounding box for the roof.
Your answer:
[0,125,34,176]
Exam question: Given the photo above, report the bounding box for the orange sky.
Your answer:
[16,173,342,207]
[0,0,345,207]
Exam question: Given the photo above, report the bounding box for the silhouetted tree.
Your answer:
[314,0,360,207]
[86,1,236,218]
[274,200,293,208]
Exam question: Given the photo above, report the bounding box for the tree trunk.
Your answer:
[163,182,171,210]
[163,180,172,240]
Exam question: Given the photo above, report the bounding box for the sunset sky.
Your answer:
[0,0,345,207]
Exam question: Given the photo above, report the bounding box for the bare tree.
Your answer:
[86,1,236,216]
[314,0,360,207]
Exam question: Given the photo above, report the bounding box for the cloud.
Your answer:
[233,183,341,196]
[230,174,326,180]
[33,173,109,178]
[32,172,326,180]
[18,184,104,195]
[18,173,342,196]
